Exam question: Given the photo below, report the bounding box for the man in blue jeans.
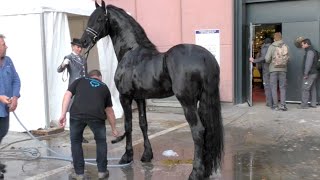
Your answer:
[0,34,21,179]
[59,69,118,180]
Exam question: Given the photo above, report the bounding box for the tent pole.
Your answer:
[40,12,50,129]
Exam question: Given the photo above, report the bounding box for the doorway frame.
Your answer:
[233,0,296,104]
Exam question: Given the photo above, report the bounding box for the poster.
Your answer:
[195,29,220,65]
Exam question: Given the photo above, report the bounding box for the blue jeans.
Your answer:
[0,116,9,143]
[69,117,107,174]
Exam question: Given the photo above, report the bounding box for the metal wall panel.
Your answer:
[246,0,320,102]
[282,21,320,102]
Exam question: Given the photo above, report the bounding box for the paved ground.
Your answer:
[1,102,320,180]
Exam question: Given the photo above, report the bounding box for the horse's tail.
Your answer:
[199,64,224,177]
[111,133,126,144]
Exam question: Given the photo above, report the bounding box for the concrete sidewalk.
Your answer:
[1,102,320,179]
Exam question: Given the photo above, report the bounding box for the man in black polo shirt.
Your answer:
[59,69,118,179]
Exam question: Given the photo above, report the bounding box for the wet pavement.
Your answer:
[1,102,320,179]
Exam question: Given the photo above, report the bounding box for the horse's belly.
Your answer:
[115,71,173,98]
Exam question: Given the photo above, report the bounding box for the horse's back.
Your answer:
[165,44,219,73]
[164,44,220,98]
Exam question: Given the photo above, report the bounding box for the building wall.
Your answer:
[106,0,234,102]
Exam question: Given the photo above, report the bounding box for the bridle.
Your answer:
[83,11,109,59]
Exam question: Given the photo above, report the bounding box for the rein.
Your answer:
[83,43,95,61]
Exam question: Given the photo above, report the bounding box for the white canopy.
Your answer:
[0,0,123,132]
[0,0,96,16]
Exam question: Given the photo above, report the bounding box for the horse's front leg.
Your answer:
[135,99,153,162]
[119,96,134,164]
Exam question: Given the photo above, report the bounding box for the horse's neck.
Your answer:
[108,12,158,61]
[109,35,138,62]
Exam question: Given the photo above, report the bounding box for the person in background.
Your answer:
[57,38,88,85]
[250,37,273,107]
[57,38,89,143]
[265,32,290,111]
[298,38,318,109]
[0,34,21,179]
[59,69,119,180]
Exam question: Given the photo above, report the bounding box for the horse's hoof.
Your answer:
[188,170,205,180]
[141,153,153,162]
[119,157,133,164]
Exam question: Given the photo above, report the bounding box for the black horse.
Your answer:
[80,2,224,179]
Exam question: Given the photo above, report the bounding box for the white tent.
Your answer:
[0,0,123,131]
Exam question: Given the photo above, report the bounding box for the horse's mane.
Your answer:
[106,5,157,51]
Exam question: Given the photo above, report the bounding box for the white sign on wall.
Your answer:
[195,29,220,65]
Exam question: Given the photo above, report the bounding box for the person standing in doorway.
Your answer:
[0,34,21,179]
[250,37,273,107]
[58,69,118,180]
[265,32,290,111]
[57,38,89,143]
[298,38,318,109]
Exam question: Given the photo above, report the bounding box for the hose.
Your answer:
[0,111,132,168]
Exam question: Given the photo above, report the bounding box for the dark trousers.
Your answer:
[301,73,318,107]
[69,117,107,174]
[262,71,272,106]
[0,116,9,143]
[270,71,287,106]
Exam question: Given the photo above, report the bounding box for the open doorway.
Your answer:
[251,23,281,104]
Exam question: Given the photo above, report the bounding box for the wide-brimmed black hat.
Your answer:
[71,38,83,47]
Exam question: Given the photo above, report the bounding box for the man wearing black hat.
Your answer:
[57,38,89,143]
[57,38,88,85]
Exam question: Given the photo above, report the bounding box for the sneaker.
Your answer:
[309,105,317,108]
[279,105,288,111]
[70,173,85,180]
[98,170,109,179]
[271,106,279,111]
[0,172,3,179]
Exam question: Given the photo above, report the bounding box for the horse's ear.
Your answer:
[95,1,100,8]
[101,0,106,10]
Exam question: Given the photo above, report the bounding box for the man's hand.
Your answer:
[112,129,119,137]
[59,114,67,128]
[304,75,308,79]
[9,96,18,112]
[0,95,11,104]
[249,57,254,63]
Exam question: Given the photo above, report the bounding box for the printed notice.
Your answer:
[195,29,220,65]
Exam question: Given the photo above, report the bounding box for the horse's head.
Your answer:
[81,1,109,48]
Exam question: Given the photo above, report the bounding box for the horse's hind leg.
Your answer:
[119,96,134,164]
[135,99,153,162]
[179,102,205,180]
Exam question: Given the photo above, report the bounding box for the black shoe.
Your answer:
[0,173,3,179]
